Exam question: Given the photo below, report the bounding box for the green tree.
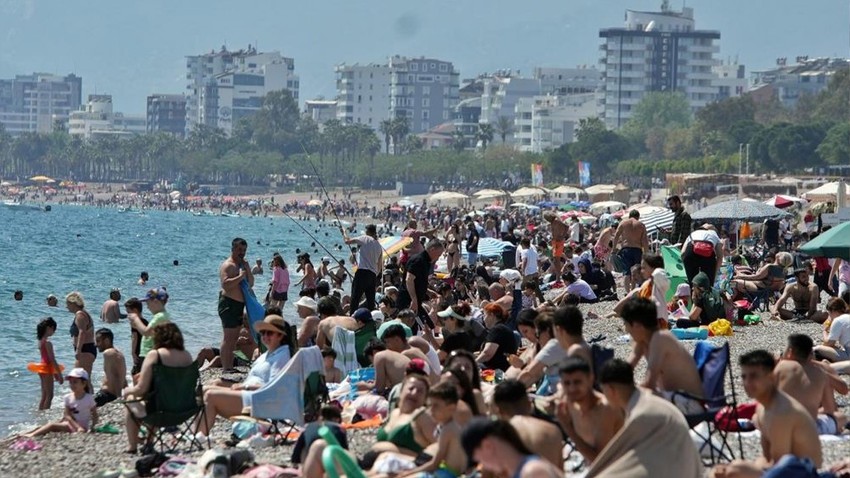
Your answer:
[622,91,691,139]
[477,123,495,151]
[571,117,631,178]
[816,122,850,165]
[695,95,755,134]
[379,119,393,155]
[450,129,466,153]
[495,116,513,143]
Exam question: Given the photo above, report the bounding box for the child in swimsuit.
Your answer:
[31,318,64,410]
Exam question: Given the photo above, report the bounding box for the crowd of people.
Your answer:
[21,192,850,478]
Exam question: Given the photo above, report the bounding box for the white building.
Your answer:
[334,63,391,128]
[514,93,598,153]
[389,56,460,134]
[68,95,146,140]
[713,60,747,100]
[185,46,299,135]
[599,7,721,129]
[304,100,338,126]
[750,57,849,108]
[0,73,82,135]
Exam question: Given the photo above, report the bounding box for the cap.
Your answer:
[384,286,399,294]
[140,287,168,302]
[499,269,522,284]
[371,310,385,322]
[693,271,712,289]
[437,307,468,321]
[322,257,331,263]
[406,358,427,374]
[675,283,691,297]
[254,314,289,335]
[794,267,808,276]
[294,296,318,312]
[66,367,89,381]
[353,307,373,323]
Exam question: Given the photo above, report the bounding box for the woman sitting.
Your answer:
[436,303,485,361]
[122,322,193,454]
[440,366,481,425]
[475,304,519,372]
[195,315,293,435]
[731,251,792,296]
[445,350,487,414]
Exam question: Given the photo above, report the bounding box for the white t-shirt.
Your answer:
[64,392,97,430]
[828,314,850,351]
[535,339,567,387]
[685,229,720,247]
[569,222,581,243]
[500,269,523,290]
[566,280,597,301]
[521,246,539,275]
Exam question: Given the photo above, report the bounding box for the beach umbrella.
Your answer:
[306,199,323,206]
[584,184,618,195]
[640,209,675,232]
[537,201,559,208]
[589,201,626,215]
[691,199,789,221]
[379,236,413,258]
[429,191,468,201]
[799,222,850,260]
[461,237,513,259]
[389,206,403,212]
[551,185,584,195]
[803,182,850,202]
[474,189,506,197]
[29,175,52,182]
[764,194,801,209]
[0,181,11,186]
[397,197,415,207]
[485,204,504,211]
[511,186,550,198]
[509,203,540,210]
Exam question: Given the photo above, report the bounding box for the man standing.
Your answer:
[345,224,383,311]
[124,297,148,375]
[401,239,445,331]
[218,237,254,372]
[569,216,582,244]
[612,210,649,291]
[93,328,126,407]
[543,211,568,276]
[465,222,480,267]
[100,289,125,324]
[667,195,692,246]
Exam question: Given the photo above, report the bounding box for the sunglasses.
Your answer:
[260,330,282,337]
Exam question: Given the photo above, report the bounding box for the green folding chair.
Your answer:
[354,321,378,367]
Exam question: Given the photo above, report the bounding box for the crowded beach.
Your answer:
[5,179,850,478]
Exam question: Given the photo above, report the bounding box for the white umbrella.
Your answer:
[551,185,584,195]
[511,186,550,198]
[584,184,618,195]
[429,191,468,201]
[589,200,626,215]
[509,202,540,210]
[803,182,850,202]
[168,190,181,199]
[397,197,415,207]
[473,189,506,197]
[0,181,12,187]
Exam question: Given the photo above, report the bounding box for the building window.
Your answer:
[422,98,430,108]
[410,63,418,71]
[422,110,429,119]
[440,64,448,72]
[422,86,430,95]
[430,63,436,70]
[443,110,449,120]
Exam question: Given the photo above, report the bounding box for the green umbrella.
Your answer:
[558,204,577,211]
[799,222,850,260]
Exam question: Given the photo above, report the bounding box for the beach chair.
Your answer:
[248,346,328,444]
[354,321,378,367]
[124,360,209,455]
[672,341,744,465]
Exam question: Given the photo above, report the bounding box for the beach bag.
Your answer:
[715,402,757,432]
[708,319,733,337]
[232,419,270,440]
[692,241,714,258]
[135,453,168,477]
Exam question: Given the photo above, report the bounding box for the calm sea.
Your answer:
[0,204,346,436]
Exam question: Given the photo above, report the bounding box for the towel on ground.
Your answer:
[332,327,358,376]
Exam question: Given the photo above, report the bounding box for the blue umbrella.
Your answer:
[537,201,559,208]
[691,200,789,222]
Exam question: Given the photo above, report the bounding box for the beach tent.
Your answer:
[584,184,618,195]
[589,201,626,215]
[799,222,850,260]
[551,185,585,196]
[429,191,468,201]
[473,189,506,198]
[802,182,849,202]
[660,245,687,302]
[511,186,550,198]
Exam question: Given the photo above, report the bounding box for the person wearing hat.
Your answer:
[197,315,292,435]
[689,272,727,326]
[461,417,563,478]
[680,223,722,287]
[130,287,171,363]
[294,296,320,348]
[25,368,97,437]
[344,224,383,312]
[667,283,691,312]
[437,303,485,360]
[46,294,58,308]
[772,267,828,323]
[100,288,125,324]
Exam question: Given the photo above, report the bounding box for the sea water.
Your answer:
[0,205,348,436]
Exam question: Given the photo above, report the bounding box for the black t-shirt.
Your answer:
[405,251,432,306]
[466,229,479,253]
[440,330,476,355]
[291,422,348,463]
[482,323,517,371]
[764,219,779,245]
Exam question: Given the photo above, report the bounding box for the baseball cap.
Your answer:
[352,307,373,323]
[66,367,89,381]
[384,286,399,294]
[371,310,385,322]
[322,257,331,263]
[675,283,691,297]
[140,287,168,302]
[294,296,318,312]
[499,269,522,284]
[437,306,468,321]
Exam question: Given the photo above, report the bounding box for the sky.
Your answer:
[1,0,849,114]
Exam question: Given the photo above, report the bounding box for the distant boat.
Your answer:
[191,210,203,217]
[2,200,43,212]
[221,211,241,218]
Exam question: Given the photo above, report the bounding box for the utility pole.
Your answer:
[746,143,751,175]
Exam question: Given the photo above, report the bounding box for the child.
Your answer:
[321,347,343,383]
[667,283,691,312]
[25,368,97,437]
[397,382,467,478]
[30,318,63,410]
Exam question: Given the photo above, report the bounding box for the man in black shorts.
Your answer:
[218,237,254,372]
[612,210,649,291]
[94,328,126,407]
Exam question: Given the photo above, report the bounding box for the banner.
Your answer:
[578,162,591,187]
[531,163,543,187]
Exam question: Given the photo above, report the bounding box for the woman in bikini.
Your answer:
[295,253,318,292]
[66,291,96,391]
[445,223,462,277]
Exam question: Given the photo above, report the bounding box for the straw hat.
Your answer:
[254,315,289,335]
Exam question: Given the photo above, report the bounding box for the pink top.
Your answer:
[273,266,290,293]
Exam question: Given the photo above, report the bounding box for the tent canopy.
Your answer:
[429,191,468,201]
[551,185,584,195]
[511,186,550,197]
[803,182,849,202]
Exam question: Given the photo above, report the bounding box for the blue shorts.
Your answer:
[618,247,643,276]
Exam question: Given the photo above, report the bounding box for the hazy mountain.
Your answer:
[1,0,848,113]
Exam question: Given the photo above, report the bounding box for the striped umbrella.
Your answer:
[461,237,515,259]
[379,236,413,258]
[640,209,675,232]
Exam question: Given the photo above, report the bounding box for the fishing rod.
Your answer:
[280,207,354,280]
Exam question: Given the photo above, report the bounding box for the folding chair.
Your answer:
[124,360,209,455]
[354,321,378,367]
[673,340,744,465]
[248,346,327,444]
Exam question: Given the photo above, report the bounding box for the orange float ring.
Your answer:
[27,362,65,375]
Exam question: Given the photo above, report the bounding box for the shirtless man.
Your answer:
[218,237,254,371]
[711,350,821,478]
[556,357,624,464]
[486,282,514,316]
[552,305,592,367]
[543,211,568,276]
[772,268,828,323]
[93,328,127,407]
[315,301,361,349]
[621,297,704,414]
[492,379,565,467]
[380,324,440,382]
[775,333,847,435]
[100,289,124,324]
[611,210,649,290]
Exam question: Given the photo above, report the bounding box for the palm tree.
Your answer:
[477,123,495,152]
[379,119,393,155]
[495,116,514,143]
[390,116,410,156]
[450,129,466,152]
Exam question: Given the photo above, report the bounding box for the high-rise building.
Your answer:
[389,56,460,134]
[0,73,82,135]
[68,94,146,140]
[599,7,720,129]
[147,94,187,137]
[185,45,299,135]
[334,63,391,128]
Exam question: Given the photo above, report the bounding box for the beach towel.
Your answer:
[249,346,324,425]
[586,389,703,478]
[241,280,266,341]
[332,327,358,376]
